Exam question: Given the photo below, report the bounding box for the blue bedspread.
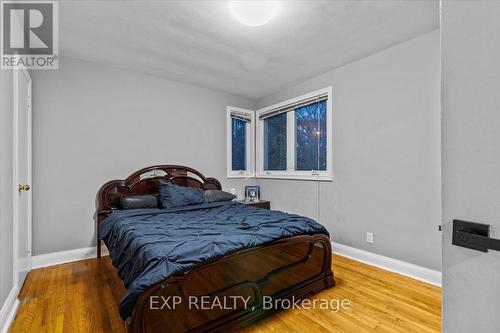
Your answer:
[99,201,329,319]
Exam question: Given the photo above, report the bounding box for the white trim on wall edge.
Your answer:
[333,242,442,287]
[0,287,20,333]
[32,246,109,269]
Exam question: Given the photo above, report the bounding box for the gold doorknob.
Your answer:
[18,184,30,192]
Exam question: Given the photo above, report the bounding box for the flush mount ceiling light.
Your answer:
[229,1,280,27]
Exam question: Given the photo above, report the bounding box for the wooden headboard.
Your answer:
[95,165,221,257]
[95,165,221,223]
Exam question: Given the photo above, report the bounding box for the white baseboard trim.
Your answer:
[32,246,109,269]
[0,287,20,333]
[332,243,442,287]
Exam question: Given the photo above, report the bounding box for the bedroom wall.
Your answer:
[442,1,500,332]
[0,69,14,312]
[31,56,255,255]
[256,30,441,270]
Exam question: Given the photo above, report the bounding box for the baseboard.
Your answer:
[32,246,109,269]
[332,242,442,287]
[0,287,20,333]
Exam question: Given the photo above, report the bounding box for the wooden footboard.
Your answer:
[129,234,334,333]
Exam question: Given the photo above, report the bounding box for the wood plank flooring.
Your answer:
[9,254,441,332]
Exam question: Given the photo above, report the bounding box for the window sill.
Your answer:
[227,173,255,179]
[255,173,333,182]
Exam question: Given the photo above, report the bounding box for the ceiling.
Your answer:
[59,0,439,99]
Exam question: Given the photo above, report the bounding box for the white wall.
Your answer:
[257,31,441,270]
[0,64,14,314]
[442,1,500,332]
[31,56,255,255]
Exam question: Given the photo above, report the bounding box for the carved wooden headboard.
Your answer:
[95,165,221,224]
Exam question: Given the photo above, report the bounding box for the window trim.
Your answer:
[256,87,333,181]
[226,106,255,178]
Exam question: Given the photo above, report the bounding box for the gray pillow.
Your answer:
[203,190,236,203]
[120,195,158,209]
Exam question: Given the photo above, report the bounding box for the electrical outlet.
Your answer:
[366,232,374,244]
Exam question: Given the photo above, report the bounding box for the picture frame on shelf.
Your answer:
[244,186,261,202]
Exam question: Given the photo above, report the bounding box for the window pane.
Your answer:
[264,112,287,170]
[231,118,246,171]
[295,100,327,171]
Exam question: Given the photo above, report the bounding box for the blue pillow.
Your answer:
[159,181,204,209]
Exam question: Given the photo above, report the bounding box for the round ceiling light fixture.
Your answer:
[229,1,280,27]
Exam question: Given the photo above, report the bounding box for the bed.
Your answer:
[95,165,334,333]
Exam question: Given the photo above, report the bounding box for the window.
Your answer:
[232,118,246,171]
[264,112,287,170]
[227,107,254,178]
[256,87,332,180]
[295,100,327,171]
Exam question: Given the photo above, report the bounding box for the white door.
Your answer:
[442,1,500,332]
[13,65,32,292]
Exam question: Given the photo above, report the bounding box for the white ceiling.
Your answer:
[60,0,439,99]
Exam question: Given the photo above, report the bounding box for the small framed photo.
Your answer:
[245,186,261,202]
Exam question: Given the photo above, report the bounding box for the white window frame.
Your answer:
[256,86,333,181]
[226,106,255,178]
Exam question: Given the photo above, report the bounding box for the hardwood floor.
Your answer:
[9,254,441,333]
